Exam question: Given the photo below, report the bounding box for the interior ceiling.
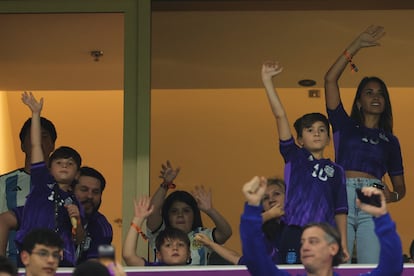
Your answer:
[1,1,414,91]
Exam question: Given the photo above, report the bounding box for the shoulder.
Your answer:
[0,168,26,179]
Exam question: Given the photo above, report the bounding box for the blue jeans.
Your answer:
[346,178,380,263]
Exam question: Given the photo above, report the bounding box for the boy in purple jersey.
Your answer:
[240,176,403,276]
[15,92,84,266]
[325,25,405,263]
[261,62,348,264]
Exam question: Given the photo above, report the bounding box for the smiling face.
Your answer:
[156,238,191,265]
[300,226,338,273]
[357,80,385,115]
[168,201,194,234]
[74,175,102,216]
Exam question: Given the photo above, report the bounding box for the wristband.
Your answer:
[130,222,148,240]
[343,50,359,72]
[160,181,176,190]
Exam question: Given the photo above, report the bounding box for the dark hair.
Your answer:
[302,223,344,267]
[293,113,330,139]
[351,76,393,133]
[162,190,203,231]
[0,255,18,276]
[155,227,190,252]
[19,117,57,144]
[21,228,64,253]
[48,146,82,169]
[79,166,106,192]
[72,260,110,276]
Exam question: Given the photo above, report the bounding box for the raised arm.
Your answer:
[21,91,44,164]
[192,186,232,244]
[357,187,403,275]
[261,61,291,141]
[324,25,385,110]
[262,203,284,223]
[194,233,241,265]
[122,196,154,266]
[146,160,180,232]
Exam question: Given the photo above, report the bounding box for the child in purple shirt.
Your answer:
[262,62,348,264]
[325,25,405,263]
[16,92,84,266]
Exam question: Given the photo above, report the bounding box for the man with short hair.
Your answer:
[74,166,113,264]
[0,117,57,263]
[20,228,63,276]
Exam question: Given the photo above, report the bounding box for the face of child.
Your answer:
[156,238,190,265]
[299,121,330,153]
[168,201,194,234]
[357,81,385,115]
[49,157,79,185]
[262,184,284,211]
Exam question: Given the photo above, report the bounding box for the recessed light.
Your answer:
[298,79,316,87]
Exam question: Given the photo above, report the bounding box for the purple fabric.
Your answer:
[279,138,348,227]
[327,103,403,179]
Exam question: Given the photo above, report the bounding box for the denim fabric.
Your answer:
[346,177,380,263]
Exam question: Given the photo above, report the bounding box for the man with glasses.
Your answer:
[20,228,63,276]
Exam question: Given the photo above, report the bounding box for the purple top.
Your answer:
[279,138,348,226]
[76,211,113,264]
[13,162,80,266]
[327,103,403,179]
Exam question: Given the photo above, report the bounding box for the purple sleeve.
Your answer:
[240,203,290,276]
[386,136,404,176]
[279,138,299,163]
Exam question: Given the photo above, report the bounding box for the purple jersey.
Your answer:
[327,103,403,179]
[279,138,347,227]
[76,211,113,264]
[14,162,80,266]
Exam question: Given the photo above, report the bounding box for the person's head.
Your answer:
[20,228,64,276]
[0,255,18,276]
[72,260,110,276]
[293,113,330,152]
[262,178,285,211]
[48,146,82,185]
[162,190,203,234]
[74,166,106,216]
[155,227,191,265]
[350,76,393,133]
[300,223,343,272]
[20,117,57,163]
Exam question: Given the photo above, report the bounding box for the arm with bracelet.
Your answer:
[122,196,154,266]
[146,161,180,232]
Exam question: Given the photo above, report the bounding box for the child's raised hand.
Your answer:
[159,160,180,184]
[134,196,154,220]
[261,61,283,82]
[242,176,267,206]
[192,185,212,212]
[21,91,43,113]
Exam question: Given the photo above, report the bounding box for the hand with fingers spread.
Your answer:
[191,185,212,212]
[355,25,386,49]
[159,160,180,189]
[21,91,43,114]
